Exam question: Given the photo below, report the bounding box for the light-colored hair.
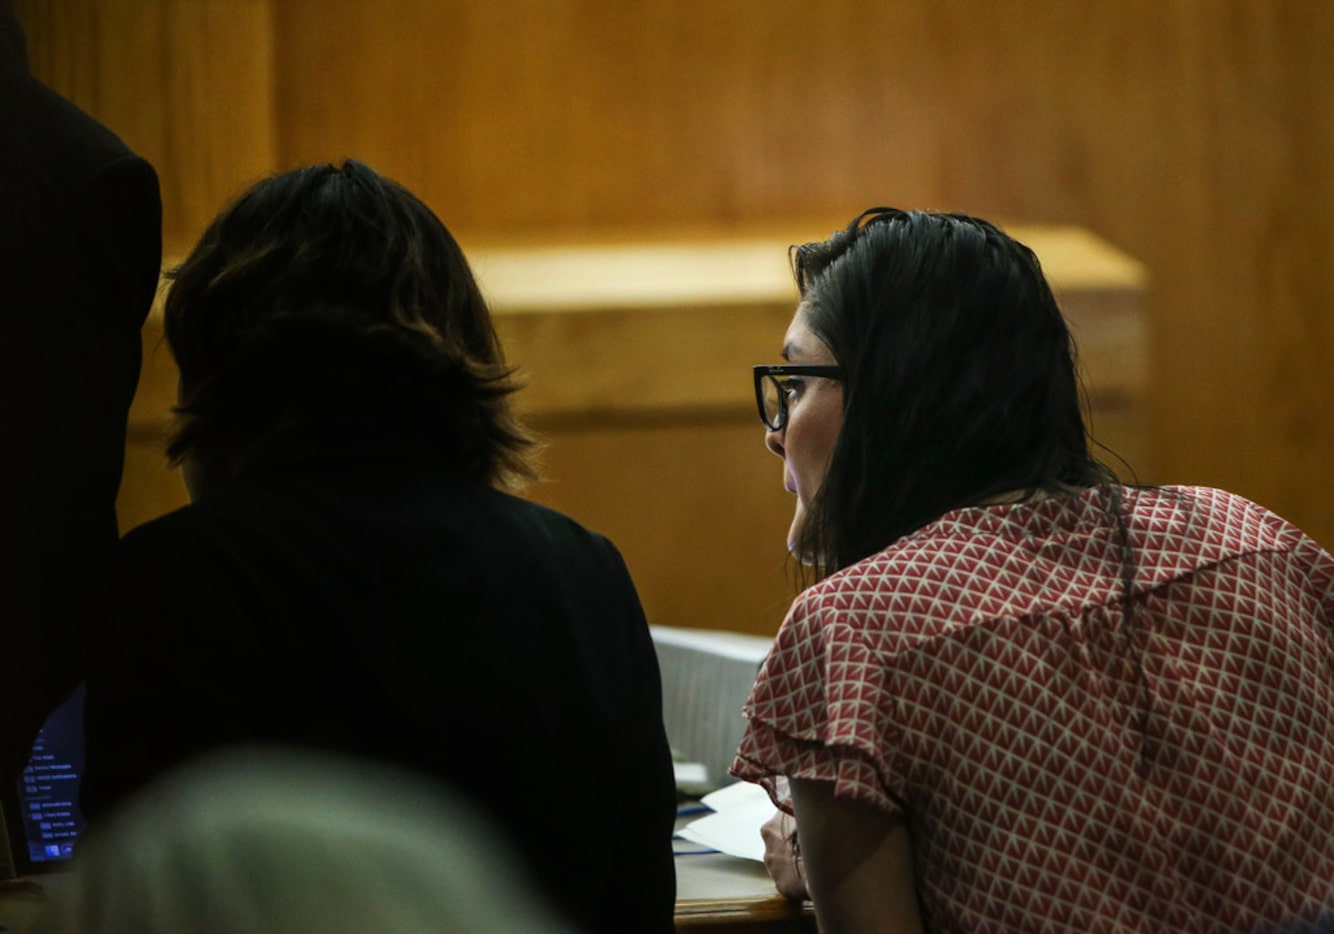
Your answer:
[43,747,575,933]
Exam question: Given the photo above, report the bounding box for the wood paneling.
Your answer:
[19,1,1334,629]
[15,0,276,246]
[119,228,1144,636]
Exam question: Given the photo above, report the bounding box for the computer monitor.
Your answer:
[0,685,86,877]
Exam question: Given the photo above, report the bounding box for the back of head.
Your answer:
[794,208,1112,574]
[164,159,536,490]
[44,748,575,934]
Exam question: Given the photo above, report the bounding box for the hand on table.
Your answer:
[760,809,809,901]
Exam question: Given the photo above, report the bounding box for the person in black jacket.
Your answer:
[0,0,163,785]
[82,159,677,932]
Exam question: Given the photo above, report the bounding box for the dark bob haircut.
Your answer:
[162,159,537,490]
[793,208,1116,577]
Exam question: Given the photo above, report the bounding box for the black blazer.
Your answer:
[85,421,678,932]
[0,63,162,783]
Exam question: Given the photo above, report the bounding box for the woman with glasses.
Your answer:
[732,209,1334,931]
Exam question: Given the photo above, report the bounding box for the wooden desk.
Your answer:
[674,847,815,931]
[673,804,817,932]
[0,865,814,934]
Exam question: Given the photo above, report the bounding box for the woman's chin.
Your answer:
[786,502,806,549]
[787,543,818,566]
[786,516,818,566]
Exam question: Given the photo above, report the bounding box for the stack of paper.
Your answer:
[676,781,775,861]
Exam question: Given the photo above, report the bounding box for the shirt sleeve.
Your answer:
[730,586,910,819]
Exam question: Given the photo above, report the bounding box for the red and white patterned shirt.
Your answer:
[733,486,1334,931]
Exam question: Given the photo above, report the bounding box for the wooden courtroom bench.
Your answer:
[120,222,1148,641]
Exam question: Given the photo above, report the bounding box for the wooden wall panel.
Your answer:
[269,1,962,232]
[528,419,798,637]
[262,0,1334,548]
[908,1,1334,541]
[15,0,276,247]
[19,2,1334,628]
[116,228,1145,637]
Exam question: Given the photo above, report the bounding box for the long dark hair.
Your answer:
[794,208,1117,578]
[163,159,538,490]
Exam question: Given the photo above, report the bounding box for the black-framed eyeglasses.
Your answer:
[753,364,843,432]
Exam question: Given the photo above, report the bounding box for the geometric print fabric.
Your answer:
[733,486,1334,931]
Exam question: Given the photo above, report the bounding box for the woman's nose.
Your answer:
[764,426,785,459]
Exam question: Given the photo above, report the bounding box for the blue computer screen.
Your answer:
[13,685,86,865]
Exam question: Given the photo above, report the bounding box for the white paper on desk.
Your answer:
[700,780,771,813]
[677,782,776,862]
